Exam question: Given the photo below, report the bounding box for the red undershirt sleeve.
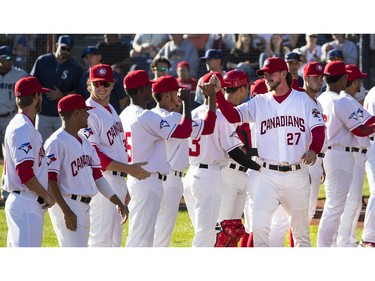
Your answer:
[171,117,193,138]
[16,160,35,184]
[201,110,217,135]
[92,167,103,180]
[309,126,325,154]
[364,116,375,126]
[216,90,241,123]
[93,145,112,170]
[48,172,58,182]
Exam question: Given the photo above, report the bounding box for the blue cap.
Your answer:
[327,49,344,60]
[58,35,74,48]
[81,46,100,58]
[0,45,13,60]
[200,49,223,60]
[285,51,301,62]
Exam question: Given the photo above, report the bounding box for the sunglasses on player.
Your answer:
[92,81,114,88]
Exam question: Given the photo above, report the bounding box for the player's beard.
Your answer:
[267,79,281,91]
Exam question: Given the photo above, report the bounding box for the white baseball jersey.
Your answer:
[189,104,243,168]
[3,113,47,192]
[119,104,179,174]
[317,91,362,147]
[83,98,128,164]
[364,86,375,115]
[0,67,28,115]
[44,128,101,196]
[340,91,371,148]
[364,86,375,140]
[151,107,205,172]
[237,89,324,165]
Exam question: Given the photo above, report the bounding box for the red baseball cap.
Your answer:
[124,70,155,90]
[152,75,187,94]
[324,61,350,76]
[58,94,94,114]
[200,71,231,88]
[15,76,50,97]
[256,57,288,76]
[303,62,324,77]
[250,78,268,97]
[345,64,368,81]
[224,69,252,88]
[89,64,114,82]
[177,61,190,69]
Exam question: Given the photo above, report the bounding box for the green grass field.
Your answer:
[0,164,370,247]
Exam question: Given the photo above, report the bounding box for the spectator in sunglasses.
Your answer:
[30,34,83,142]
[147,56,171,109]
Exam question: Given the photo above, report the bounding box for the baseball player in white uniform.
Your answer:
[183,72,260,247]
[151,75,217,247]
[216,57,325,247]
[335,64,371,247]
[2,76,55,247]
[215,70,261,247]
[45,94,129,247]
[121,70,193,247]
[241,78,268,247]
[317,61,375,247]
[361,84,375,247]
[268,62,327,247]
[84,64,150,247]
[0,45,28,201]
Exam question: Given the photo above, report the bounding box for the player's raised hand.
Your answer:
[127,162,151,180]
[301,149,317,166]
[208,75,222,93]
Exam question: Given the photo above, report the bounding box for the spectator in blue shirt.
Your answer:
[30,35,83,141]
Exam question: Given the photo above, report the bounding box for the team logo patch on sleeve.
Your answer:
[230,131,240,139]
[312,108,322,119]
[356,108,364,118]
[18,142,32,153]
[46,154,57,166]
[349,112,358,120]
[160,120,170,129]
[83,128,94,139]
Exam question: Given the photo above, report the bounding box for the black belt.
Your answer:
[0,110,15,118]
[158,173,167,181]
[352,147,367,154]
[71,194,92,204]
[328,146,367,154]
[199,164,208,169]
[229,163,248,172]
[12,190,45,205]
[263,162,301,172]
[174,171,183,177]
[318,153,325,158]
[112,171,127,177]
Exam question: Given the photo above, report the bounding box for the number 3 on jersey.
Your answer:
[125,131,132,162]
[189,137,201,157]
